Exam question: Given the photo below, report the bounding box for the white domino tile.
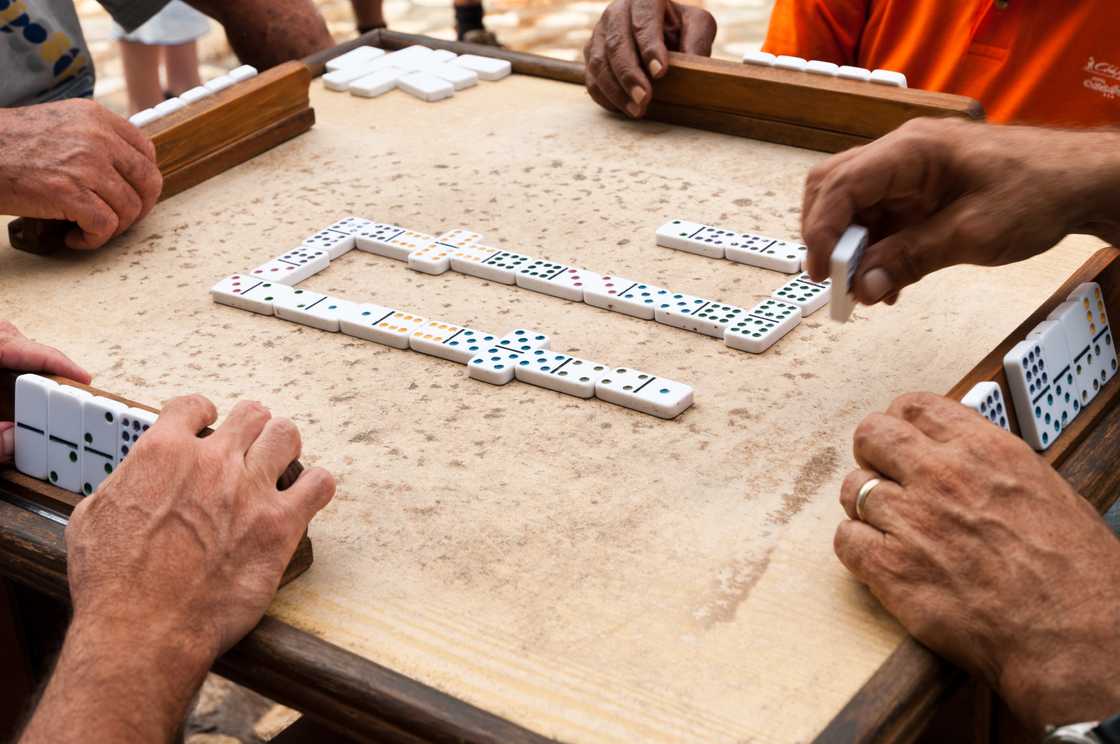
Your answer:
[357,310,427,349]
[1068,282,1118,393]
[324,64,386,91]
[655,298,746,338]
[1027,320,1081,425]
[119,408,157,461]
[210,275,295,315]
[582,275,640,313]
[451,248,532,284]
[467,346,525,385]
[772,273,831,316]
[397,71,455,102]
[742,50,776,66]
[355,224,435,261]
[870,69,907,88]
[1049,300,1100,406]
[273,290,350,332]
[837,66,872,82]
[128,108,161,127]
[655,219,734,259]
[516,262,599,301]
[250,246,329,285]
[423,62,478,90]
[409,321,497,363]
[338,303,396,341]
[14,374,58,480]
[204,74,236,93]
[80,395,127,495]
[47,385,91,492]
[829,224,869,322]
[153,98,185,117]
[1004,339,1065,451]
[724,234,804,273]
[609,283,672,320]
[514,350,608,399]
[303,228,355,259]
[229,65,258,82]
[960,381,1010,431]
[349,67,402,97]
[594,368,693,419]
[326,45,386,72]
[773,55,808,72]
[179,85,212,104]
[436,229,483,247]
[430,49,458,63]
[454,54,511,81]
[724,299,801,353]
[805,60,840,76]
[495,329,550,352]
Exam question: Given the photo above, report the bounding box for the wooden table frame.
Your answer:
[1,33,1117,744]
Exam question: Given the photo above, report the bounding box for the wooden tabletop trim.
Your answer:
[814,247,1120,743]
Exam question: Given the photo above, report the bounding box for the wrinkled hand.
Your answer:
[584,0,716,117]
[801,118,1120,306]
[0,321,90,462]
[835,392,1120,732]
[66,395,335,664]
[0,99,162,250]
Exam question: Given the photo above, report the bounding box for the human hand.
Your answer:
[0,99,162,250]
[801,118,1120,306]
[0,321,90,462]
[584,0,716,117]
[834,392,1120,732]
[66,395,335,667]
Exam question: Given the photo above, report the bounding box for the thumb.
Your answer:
[852,200,984,305]
[1,422,14,464]
[677,6,717,56]
[281,466,336,525]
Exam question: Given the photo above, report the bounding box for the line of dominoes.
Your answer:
[959,282,1117,450]
[322,44,511,103]
[128,65,259,127]
[210,272,694,419]
[742,51,907,87]
[260,217,829,355]
[13,375,157,495]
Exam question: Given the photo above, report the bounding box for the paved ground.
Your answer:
[76,1,773,740]
[82,0,773,113]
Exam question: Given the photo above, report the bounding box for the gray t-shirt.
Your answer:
[1,0,170,107]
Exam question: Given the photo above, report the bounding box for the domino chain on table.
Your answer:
[321,44,512,104]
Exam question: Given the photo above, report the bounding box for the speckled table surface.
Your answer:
[1,74,1103,743]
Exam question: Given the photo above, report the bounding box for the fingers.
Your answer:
[0,422,13,464]
[156,394,218,436]
[833,518,888,583]
[245,416,302,484]
[279,466,336,524]
[91,168,143,240]
[631,0,668,79]
[113,145,162,224]
[885,391,978,444]
[852,412,931,485]
[212,400,272,455]
[839,468,906,531]
[0,335,92,383]
[63,190,118,250]
[604,14,652,118]
[105,111,158,164]
[585,20,629,115]
[586,2,647,117]
[676,5,717,55]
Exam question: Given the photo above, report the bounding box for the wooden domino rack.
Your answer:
[8,60,315,255]
[2,29,1119,744]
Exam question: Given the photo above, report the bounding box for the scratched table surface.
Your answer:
[0,74,1103,743]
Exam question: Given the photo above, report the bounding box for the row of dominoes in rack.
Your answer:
[128,65,259,127]
[322,44,511,102]
[12,375,157,495]
[210,270,694,418]
[250,216,830,355]
[742,51,907,87]
[960,282,1118,451]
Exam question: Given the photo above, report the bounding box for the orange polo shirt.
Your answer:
[762,0,1120,127]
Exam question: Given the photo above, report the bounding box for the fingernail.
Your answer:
[629,85,647,105]
[649,59,663,76]
[625,101,641,118]
[859,268,894,303]
[0,424,13,463]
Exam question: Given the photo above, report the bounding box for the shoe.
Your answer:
[460,29,502,47]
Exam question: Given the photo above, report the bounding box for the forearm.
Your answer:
[19,614,213,743]
[186,0,333,68]
[1068,128,1120,246]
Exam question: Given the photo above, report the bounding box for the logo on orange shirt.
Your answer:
[1083,57,1120,100]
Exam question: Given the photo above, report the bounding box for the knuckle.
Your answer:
[271,417,301,448]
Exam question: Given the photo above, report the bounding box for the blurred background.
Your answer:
[76,0,774,740]
[79,0,774,113]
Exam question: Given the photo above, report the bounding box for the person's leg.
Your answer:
[454,0,500,45]
[118,40,165,113]
[350,0,386,33]
[162,41,203,95]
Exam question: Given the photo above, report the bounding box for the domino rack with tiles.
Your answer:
[321,44,512,104]
[957,282,1117,451]
[13,374,157,497]
[128,64,260,128]
[741,51,907,88]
